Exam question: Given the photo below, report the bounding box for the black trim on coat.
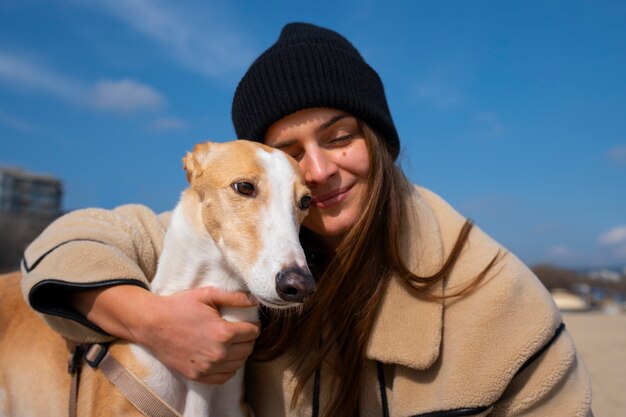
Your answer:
[375,323,566,417]
[514,322,565,377]
[22,238,109,273]
[28,278,149,334]
[410,406,491,417]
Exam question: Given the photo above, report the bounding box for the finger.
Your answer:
[203,357,248,375]
[223,340,256,361]
[197,371,237,385]
[194,286,258,308]
[225,321,261,343]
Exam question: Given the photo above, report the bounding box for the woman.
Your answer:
[22,23,591,416]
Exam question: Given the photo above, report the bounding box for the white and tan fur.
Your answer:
[0,140,315,417]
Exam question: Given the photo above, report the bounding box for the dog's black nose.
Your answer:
[276,268,316,303]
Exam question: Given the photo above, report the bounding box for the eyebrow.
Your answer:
[316,113,351,133]
[272,139,296,150]
[271,113,352,150]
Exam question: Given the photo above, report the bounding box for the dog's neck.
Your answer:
[150,194,243,297]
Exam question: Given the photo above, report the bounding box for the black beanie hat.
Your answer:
[231,22,400,159]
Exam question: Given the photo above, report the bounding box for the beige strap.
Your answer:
[84,344,183,417]
[69,370,79,417]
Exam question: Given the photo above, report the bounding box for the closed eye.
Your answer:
[288,150,304,161]
[329,134,355,145]
[279,146,303,161]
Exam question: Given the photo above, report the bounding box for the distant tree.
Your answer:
[531,263,626,300]
[531,263,586,291]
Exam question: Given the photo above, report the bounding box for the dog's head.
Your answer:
[182,140,315,308]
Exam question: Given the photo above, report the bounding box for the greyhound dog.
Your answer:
[0,140,315,416]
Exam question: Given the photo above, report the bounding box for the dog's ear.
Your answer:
[182,142,212,183]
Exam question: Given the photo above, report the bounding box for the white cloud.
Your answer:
[608,145,626,165]
[0,51,166,113]
[151,117,186,132]
[0,51,81,100]
[89,79,165,113]
[86,0,255,79]
[599,226,626,246]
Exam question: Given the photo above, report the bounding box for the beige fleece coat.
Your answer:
[21,186,592,416]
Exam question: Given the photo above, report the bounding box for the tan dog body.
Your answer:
[0,140,314,416]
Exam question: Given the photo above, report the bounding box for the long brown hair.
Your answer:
[254,122,501,417]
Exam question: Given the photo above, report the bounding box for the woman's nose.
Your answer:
[302,149,337,184]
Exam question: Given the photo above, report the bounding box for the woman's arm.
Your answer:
[70,284,260,384]
[492,326,592,416]
[22,204,260,383]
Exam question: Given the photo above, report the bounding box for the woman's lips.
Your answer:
[312,185,353,209]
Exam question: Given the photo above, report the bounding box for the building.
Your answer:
[0,167,63,217]
[550,288,590,312]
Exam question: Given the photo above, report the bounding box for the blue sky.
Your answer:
[1,0,625,268]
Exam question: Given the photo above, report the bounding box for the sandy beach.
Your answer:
[563,312,626,417]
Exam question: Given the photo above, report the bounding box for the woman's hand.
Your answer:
[135,287,260,384]
[70,285,260,384]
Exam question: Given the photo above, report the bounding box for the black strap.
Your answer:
[312,366,321,417]
[376,361,390,417]
[312,361,390,417]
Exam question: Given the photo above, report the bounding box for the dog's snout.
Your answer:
[275,268,316,303]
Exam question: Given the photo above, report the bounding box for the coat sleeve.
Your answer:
[448,250,593,417]
[417,186,593,417]
[491,326,593,416]
[20,204,169,343]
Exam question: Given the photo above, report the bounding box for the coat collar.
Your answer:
[366,187,446,370]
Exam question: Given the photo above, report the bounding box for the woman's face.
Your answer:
[264,108,370,244]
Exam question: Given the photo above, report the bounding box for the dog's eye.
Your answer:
[232,182,256,197]
[299,195,312,210]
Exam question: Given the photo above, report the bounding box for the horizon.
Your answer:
[1,1,625,269]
